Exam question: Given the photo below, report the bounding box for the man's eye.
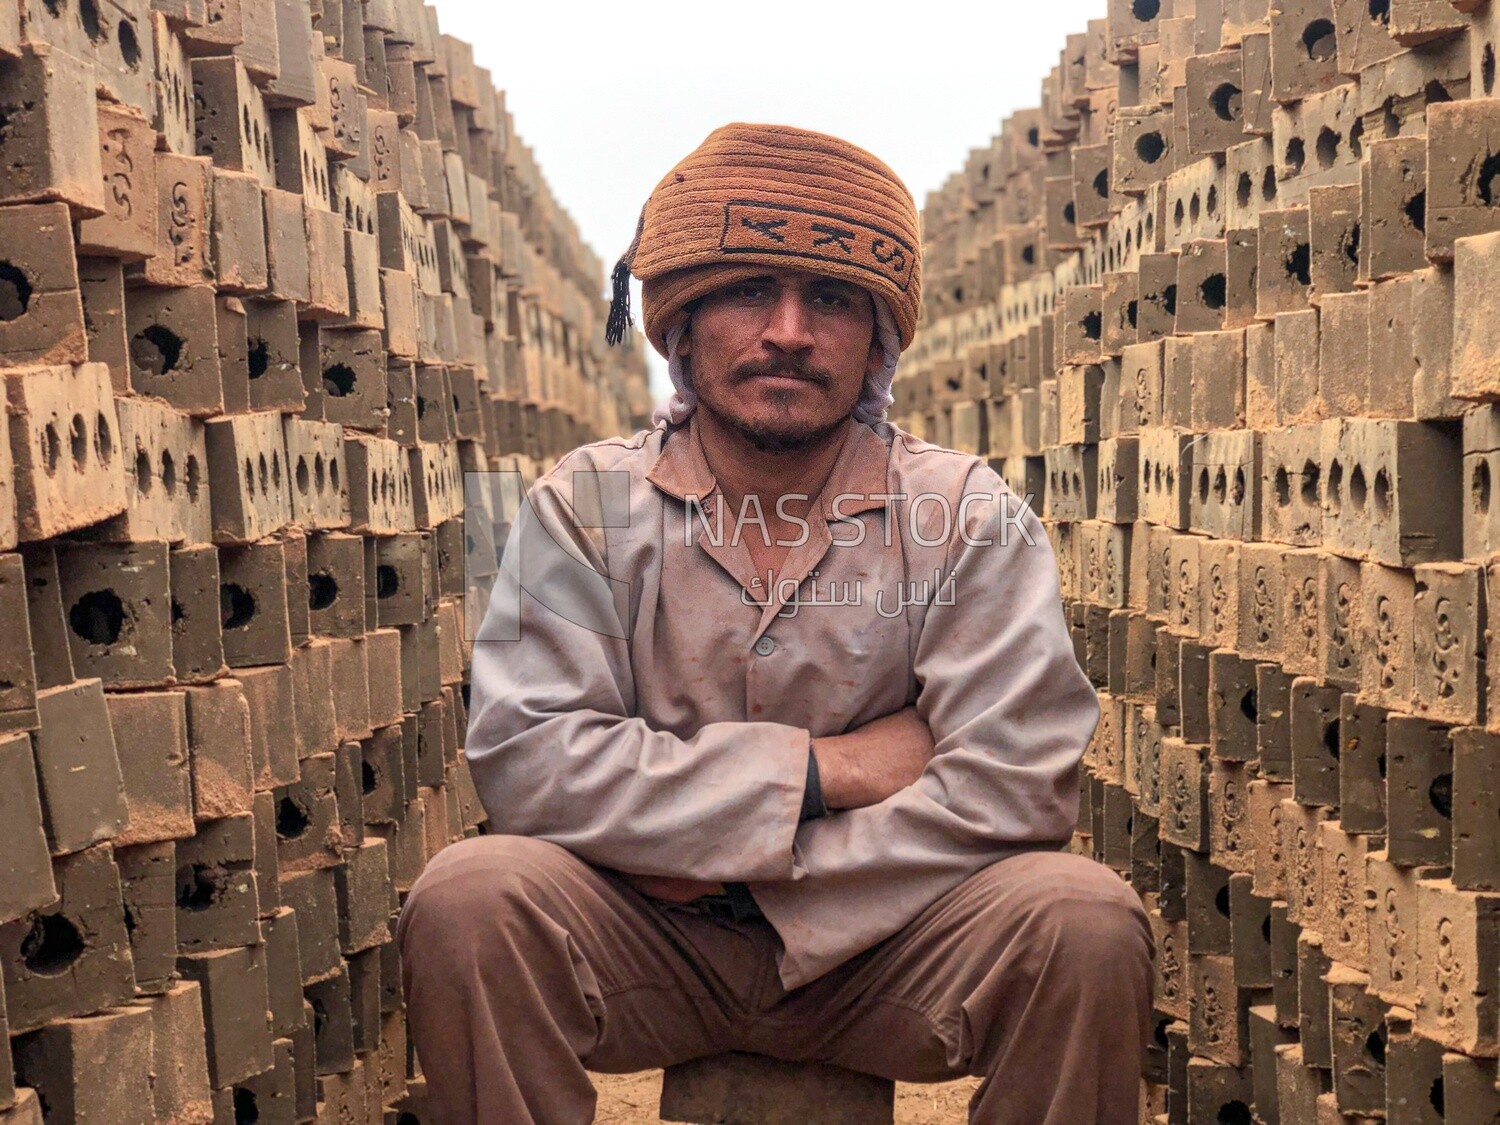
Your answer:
[731,284,769,300]
[812,291,852,309]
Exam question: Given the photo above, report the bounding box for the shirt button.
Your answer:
[754,636,777,657]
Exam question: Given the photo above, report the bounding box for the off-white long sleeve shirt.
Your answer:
[466,416,1099,989]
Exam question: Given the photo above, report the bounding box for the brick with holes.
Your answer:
[1260,425,1323,547]
[168,546,223,688]
[191,55,274,186]
[173,813,259,954]
[1427,102,1500,262]
[0,47,104,215]
[106,691,194,847]
[1271,82,1361,211]
[1387,715,1454,868]
[0,842,135,1032]
[300,325,387,432]
[0,203,86,367]
[273,753,338,874]
[94,396,211,545]
[1360,137,1427,284]
[217,539,292,668]
[1351,418,1463,566]
[282,419,349,531]
[1173,239,1228,336]
[1268,0,1343,103]
[123,285,224,414]
[1307,182,1361,300]
[1258,208,1313,320]
[204,411,292,544]
[53,541,171,688]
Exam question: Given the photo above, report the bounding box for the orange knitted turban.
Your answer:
[606,123,923,358]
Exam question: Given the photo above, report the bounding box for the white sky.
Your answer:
[434,0,1108,398]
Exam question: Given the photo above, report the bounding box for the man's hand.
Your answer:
[812,706,936,811]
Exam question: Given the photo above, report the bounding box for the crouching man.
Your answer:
[399,122,1153,1125]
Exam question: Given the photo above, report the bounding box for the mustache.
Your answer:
[731,357,834,389]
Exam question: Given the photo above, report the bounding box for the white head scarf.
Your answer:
[651,295,902,428]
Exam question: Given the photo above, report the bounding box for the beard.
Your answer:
[702,356,853,453]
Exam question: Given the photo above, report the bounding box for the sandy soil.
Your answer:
[592,1069,980,1124]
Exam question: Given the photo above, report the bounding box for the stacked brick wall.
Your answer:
[908,2,1499,1121]
[0,0,650,1120]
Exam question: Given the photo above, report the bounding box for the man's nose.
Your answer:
[760,291,816,353]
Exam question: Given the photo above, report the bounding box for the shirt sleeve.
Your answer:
[464,464,814,883]
[748,466,1099,989]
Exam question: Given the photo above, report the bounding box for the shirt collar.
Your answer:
[645,415,892,518]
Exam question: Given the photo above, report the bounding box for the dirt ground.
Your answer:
[592,1070,981,1124]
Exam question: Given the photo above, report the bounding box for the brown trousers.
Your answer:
[397,836,1154,1125]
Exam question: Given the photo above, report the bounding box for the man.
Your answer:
[399,123,1153,1125]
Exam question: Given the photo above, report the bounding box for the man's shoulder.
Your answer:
[876,423,1002,498]
[547,427,663,477]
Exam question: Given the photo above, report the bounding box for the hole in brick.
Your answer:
[132,324,185,376]
[20,913,84,976]
[1215,884,1231,917]
[276,795,311,839]
[1323,721,1339,758]
[271,450,281,489]
[1343,222,1361,266]
[69,413,87,469]
[1190,193,1201,223]
[323,363,357,397]
[1206,185,1218,216]
[220,583,257,630]
[1081,310,1102,341]
[1285,242,1311,286]
[258,453,269,495]
[1217,1103,1252,1125]
[135,445,153,495]
[1349,464,1368,511]
[184,453,200,501]
[1021,244,1036,265]
[375,564,399,600]
[362,759,378,794]
[309,571,338,610]
[176,863,227,911]
[161,449,176,495]
[1126,300,1138,328]
[118,16,141,69]
[1486,44,1497,98]
[1373,468,1391,516]
[1198,467,1211,504]
[95,411,114,465]
[1174,200,1185,230]
[171,599,185,628]
[79,0,105,42]
[1404,191,1426,233]
[1210,83,1241,122]
[1232,468,1245,505]
[244,457,255,495]
[1285,137,1305,176]
[1316,126,1340,169]
[1275,465,1291,506]
[396,1115,419,1125]
[1237,172,1252,209]
[1161,284,1177,316]
[1328,459,1344,514]
[41,0,63,15]
[1430,1077,1445,1115]
[1131,0,1160,20]
[0,261,33,321]
[247,337,269,379]
[1364,1026,1386,1065]
[315,453,327,493]
[1382,97,1401,138]
[1476,153,1500,208]
[1260,913,1272,944]
[1239,688,1257,724]
[233,1088,259,1124]
[1261,164,1277,203]
[1367,0,1390,22]
[296,454,310,495]
[69,589,125,645]
[1153,1016,1172,1050]
[1135,131,1166,165]
[1062,201,1076,225]
[1349,117,1364,159]
[1200,273,1226,310]
[1301,19,1336,61]
[1424,79,1452,106]
[40,422,61,477]
[1430,773,1453,818]
[1473,460,1491,515]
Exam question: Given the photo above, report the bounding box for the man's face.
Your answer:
[679,266,882,454]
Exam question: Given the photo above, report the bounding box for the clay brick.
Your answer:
[1428,101,1500,262]
[1326,965,1385,1115]
[204,411,293,543]
[1307,182,1361,300]
[364,627,403,730]
[237,662,299,791]
[0,732,54,925]
[1291,677,1342,809]
[76,106,159,262]
[1408,562,1483,726]
[141,981,215,1125]
[134,153,215,289]
[33,678,127,855]
[1339,696,1388,837]
[250,790,278,918]
[210,168,269,293]
[218,539,293,668]
[1318,822,1372,970]
[1258,208,1313,321]
[243,299,305,413]
[1413,265,1460,422]
[178,944,274,1088]
[6,363,127,541]
[191,55,274,186]
[1209,760,1254,877]
[1414,879,1500,1056]
[166,544,223,686]
[0,843,135,1032]
[1280,798,1331,925]
[1269,0,1342,104]
[1189,953,1248,1066]
[1359,563,1416,710]
[1319,553,1362,689]
[346,433,415,534]
[335,838,391,955]
[1383,1011,1444,1124]
[1387,715,1454,868]
[330,636,372,743]
[116,840,177,992]
[289,639,338,758]
[1256,667,1294,782]
[124,285,225,414]
[173,814,258,953]
[262,189,311,303]
[12,1006,155,1125]
[0,202,87,367]
[107,691,193,846]
[1367,851,1426,1008]
[278,867,339,984]
[0,47,104,214]
[1229,874,1273,990]
[149,14,195,154]
[97,397,211,546]
[261,906,304,1038]
[55,541,173,688]
[274,753,339,873]
[305,199,352,319]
